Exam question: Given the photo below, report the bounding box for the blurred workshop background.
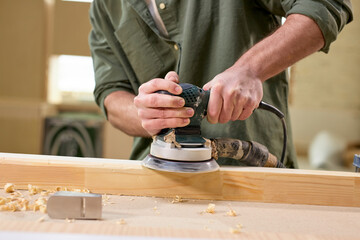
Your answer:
[0,0,359,171]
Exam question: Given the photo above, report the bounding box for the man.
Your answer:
[89,0,352,168]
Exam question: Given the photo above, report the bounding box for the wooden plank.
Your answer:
[0,152,359,207]
[222,168,360,207]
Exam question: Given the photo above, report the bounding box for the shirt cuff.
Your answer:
[285,0,337,53]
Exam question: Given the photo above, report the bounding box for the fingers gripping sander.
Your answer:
[142,83,285,173]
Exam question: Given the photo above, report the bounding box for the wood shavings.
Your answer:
[17,198,29,211]
[116,219,127,225]
[0,183,92,214]
[11,191,23,197]
[72,188,90,193]
[153,206,160,215]
[102,194,113,205]
[0,184,36,212]
[230,228,241,234]
[82,188,90,193]
[31,197,47,213]
[0,188,47,213]
[54,186,68,192]
[35,197,47,206]
[39,205,47,214]
[40,191,49,196]
[28,184,42,195]
[230,224,243,234]
[171,195,185,204]
[5,202,17,212]
[4,183,15,193]
[103,194,110,201]
[37,216,45,223]
[226,209,237,216]
[65,218,75,223]
[31,204,40,212]
[52,186,90,194]
[205,203,216,214]
[0,205,9,211]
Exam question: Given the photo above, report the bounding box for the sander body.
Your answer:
[142,83,285,173]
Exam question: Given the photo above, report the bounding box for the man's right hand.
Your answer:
[134,71,194,136]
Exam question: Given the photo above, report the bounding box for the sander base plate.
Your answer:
[142,154,220,173]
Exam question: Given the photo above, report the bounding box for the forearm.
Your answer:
[233,14,325,82]
[203,14,325,123]
[104,91,150,137]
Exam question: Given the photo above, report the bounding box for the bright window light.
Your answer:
[48,55,95,104]
[57,55,94,92]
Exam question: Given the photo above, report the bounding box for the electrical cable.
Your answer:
[257,101,287,164]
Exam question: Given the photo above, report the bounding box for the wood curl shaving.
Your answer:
[37,216,45,223]
[205,203,216,214]
[116,219,127,225]
[65,218,75,223]
[28,184,42,195]
[4,183,15,193]
[226,205,237,216]
[171,195,185,204]
[227,209,237,216]
[230,224,243,234]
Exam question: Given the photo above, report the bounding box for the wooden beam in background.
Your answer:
[0,153,359,207]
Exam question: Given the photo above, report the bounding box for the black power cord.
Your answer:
[257,101,287,165]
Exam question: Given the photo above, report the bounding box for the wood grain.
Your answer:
[1,219,356,240]
[0,153,359,207]
[1,193,359,240]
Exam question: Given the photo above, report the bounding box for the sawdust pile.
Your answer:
[0,183,90,213]
[0,183,48,212]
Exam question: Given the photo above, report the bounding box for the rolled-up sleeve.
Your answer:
[89,1,134,117]
[257,0,353,53]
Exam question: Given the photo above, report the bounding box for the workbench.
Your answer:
[0,152,359,239]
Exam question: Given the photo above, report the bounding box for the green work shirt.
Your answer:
[89,0,352,168]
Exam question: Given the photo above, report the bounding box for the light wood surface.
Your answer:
[0,191,359,240]
[0,153,359,208]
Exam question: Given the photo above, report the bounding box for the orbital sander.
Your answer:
[142,83,286,173]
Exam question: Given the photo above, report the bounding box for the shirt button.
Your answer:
[159,3,166,10]
[174,44,179,50]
